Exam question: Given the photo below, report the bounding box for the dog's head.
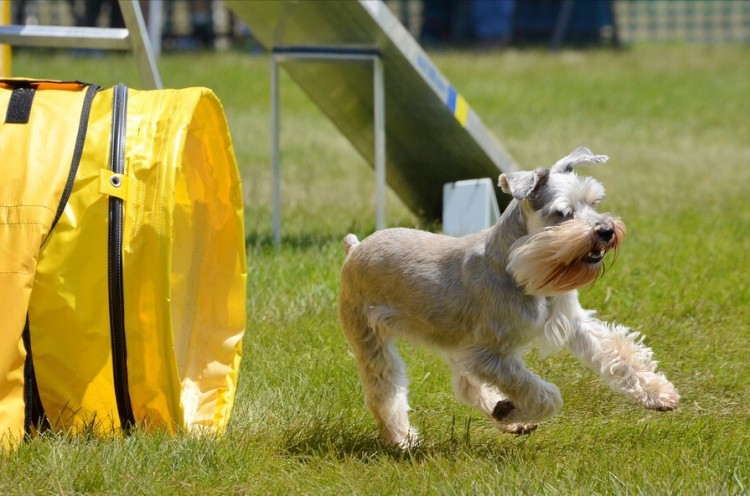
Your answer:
[498,147,626,296]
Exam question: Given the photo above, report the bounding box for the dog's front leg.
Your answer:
[460,348,564,426]
[567,313,680,411]
[444,354,538,434]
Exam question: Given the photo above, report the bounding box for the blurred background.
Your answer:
[5,0,750,54]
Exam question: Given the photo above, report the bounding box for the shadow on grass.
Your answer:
[279,416,538,464]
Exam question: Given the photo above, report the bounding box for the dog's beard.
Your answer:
[507,218,625,296]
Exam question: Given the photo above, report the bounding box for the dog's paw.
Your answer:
[385,428,420,450]
[498,422,538,435]
[491,400,539,434]
[638,374,680,412]
[641,380,680,411]
[490,383,562,424]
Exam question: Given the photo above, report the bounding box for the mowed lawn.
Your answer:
[2,44,749,494]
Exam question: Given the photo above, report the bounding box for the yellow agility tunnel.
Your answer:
[0,79,246,449]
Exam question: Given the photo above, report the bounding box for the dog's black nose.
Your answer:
[596,225,615,242]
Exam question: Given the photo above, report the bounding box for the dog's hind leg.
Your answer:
[339,303,417,447]
[567,314,680,411]
[445,355,537,434]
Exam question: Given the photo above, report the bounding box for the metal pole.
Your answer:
[147,0,163,58]
[118,0,162,89]
[373,56,386,230]
[271,55,282,247]
[551,0,575,51]
[269,48,384,243]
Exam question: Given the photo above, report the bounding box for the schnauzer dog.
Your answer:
[338,147,679,447]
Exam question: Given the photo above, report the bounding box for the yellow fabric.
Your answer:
[1,81,246,446]
[0,82,90,448]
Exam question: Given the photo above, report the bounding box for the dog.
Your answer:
[338,147,679,447]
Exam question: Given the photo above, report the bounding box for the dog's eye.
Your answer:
[552,209,573,221]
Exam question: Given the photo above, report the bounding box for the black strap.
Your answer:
[0,79,88,87]
[5,87,35,124]
[22,317,50,434]
[46,84,101,238]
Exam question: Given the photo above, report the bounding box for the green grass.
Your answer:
[3,44,749,494]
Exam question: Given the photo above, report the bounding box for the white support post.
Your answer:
[146,0,163,58]
[271,55,282,247]
[373,56,386,231]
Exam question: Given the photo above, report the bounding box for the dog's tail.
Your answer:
[343,234,360,256]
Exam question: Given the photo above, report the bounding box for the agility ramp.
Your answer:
[227,0,518,225]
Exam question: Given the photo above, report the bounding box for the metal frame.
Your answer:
[225,1,519,235]
[271,47,385,247]
[0,0,162,89]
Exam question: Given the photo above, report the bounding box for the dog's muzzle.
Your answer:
[584,223,617,264]
[507,217,626,295]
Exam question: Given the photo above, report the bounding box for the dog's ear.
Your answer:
[550,146,608,174]
[498,168,549,200]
